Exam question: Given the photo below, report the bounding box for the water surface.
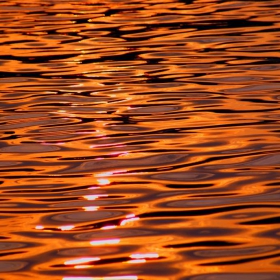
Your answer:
[0,0,280,279]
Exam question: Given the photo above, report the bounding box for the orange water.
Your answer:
[0,0,280,279]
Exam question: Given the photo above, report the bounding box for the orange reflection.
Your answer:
[126,259,146,264]
[90,239,120,246]
[5,2,280,280]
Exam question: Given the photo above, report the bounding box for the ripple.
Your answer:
[1,0,280,279]
[191,245,279,258]
[161,190,280,208]
[0,144,60,153]
[147,171,213,183]
[0,242,28,250]
[45,210,126,223]
[0,261,28,272]
[61,153,190,173]
[74,228,161,241]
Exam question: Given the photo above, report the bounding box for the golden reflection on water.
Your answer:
[1,0,280,279]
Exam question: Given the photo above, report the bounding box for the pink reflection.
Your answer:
[75,130,96,135]
[42,141,65,146]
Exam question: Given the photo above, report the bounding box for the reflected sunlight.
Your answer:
[83,206,99,211]
[130,253,159,259]
[59,225,75,231]
[101,225,117,230]
[64,257,100,265]
[94,170,127,177]
[97,178,110,185]
[126,259,146,264]
[90,239,120,246]
[120,217,139,226]
[125,252,160,264]
[125,214,136,218]
[83,194,108,200]
[73,264,93,269]
[35,225,44,230]
[2,0,280,279]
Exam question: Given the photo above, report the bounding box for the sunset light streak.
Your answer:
[90,239,120,246]
[64,257,100,265]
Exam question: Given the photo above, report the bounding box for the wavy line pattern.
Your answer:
[0,0,280,279]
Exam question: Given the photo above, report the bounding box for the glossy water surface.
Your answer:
[0,0,280,279]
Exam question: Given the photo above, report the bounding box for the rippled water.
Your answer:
[1,0,280,279]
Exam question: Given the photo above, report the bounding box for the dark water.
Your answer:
[0,0,280,279]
